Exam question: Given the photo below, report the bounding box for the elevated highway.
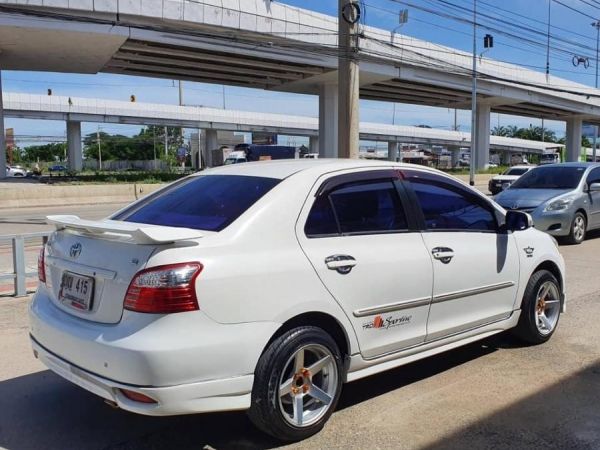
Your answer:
[0,0,592,172]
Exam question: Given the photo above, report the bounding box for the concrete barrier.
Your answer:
[0,183,163,209]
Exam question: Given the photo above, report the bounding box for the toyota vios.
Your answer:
[495,162,600,244]
[31,160,566,441]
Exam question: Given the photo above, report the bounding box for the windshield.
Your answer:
[115,175,280,231]
[504,168,529,176]
[510,166,585,190]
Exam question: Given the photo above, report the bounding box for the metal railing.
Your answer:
[0,232,50,297]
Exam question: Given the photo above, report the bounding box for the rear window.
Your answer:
[115,175,280,231]
[505,168,528,176]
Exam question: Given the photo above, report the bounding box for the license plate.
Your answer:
[59,272,94,311]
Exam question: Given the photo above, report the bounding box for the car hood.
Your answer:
[494,189,571,209]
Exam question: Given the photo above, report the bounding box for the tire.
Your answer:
[248,326,343,442]
[564,211,586,245]
[512,270,561,345]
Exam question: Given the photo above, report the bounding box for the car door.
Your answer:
[404,170,520,341]
[585,167,600,228]
[296,169,434,359]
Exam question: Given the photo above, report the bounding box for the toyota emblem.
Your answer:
[69,243,82,259]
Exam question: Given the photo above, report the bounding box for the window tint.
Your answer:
[511,166,585,189]
[116,175,280,232]
[304,195,338,236]
[409,177,497,232]
[305,179,408,237]
[587,167,600,185]
[505,168,528,176]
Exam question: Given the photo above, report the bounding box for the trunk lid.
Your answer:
[44,215,203,324]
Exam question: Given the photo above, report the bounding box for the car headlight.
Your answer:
[544,197,574,212]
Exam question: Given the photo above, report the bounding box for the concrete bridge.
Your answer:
[0,0,593,174]
[3,92,563,168]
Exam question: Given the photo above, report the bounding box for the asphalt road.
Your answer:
[1,233,600,449]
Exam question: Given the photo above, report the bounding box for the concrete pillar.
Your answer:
[205,129,218,167]
[566,117,583,162]
[449,145,461,167]
[474,104,491,170]
[0,71,6,180]
[318,84,338,158]
[309,135,319,154]
[500,150,511,165]
[66,120,82,172]
[388,141,399,162]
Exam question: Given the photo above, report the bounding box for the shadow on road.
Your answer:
[423,361,600,450]
[0,335,514,450]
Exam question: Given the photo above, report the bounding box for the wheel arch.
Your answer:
[532,260,565,312]
[261,311,351,368]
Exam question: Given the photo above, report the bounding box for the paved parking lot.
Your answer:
[1,233,600,449]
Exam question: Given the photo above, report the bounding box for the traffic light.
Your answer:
[130,95,136,102]
[47,88,52,96]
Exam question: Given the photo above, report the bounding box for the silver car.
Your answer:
[494,162,600,244]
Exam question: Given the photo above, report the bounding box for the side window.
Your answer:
[408,174,498,232]
[304,178,408,237]
[586,168,600,185]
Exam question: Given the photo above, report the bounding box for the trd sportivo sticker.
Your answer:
[363,314,412,330]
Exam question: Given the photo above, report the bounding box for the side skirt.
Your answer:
[345,311,520,383]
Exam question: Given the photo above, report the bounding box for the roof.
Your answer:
[197,159,404,180]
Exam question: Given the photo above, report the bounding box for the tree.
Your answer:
[83,126,184,162]
[20,143,66,162]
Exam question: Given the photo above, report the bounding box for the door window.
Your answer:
[407,172,498,232]
[305,178,408,237]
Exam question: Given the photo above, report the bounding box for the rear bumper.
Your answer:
[29,288,281,415]
[31,337,253,415]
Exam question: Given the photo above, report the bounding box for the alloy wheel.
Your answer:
[535,281,561,335]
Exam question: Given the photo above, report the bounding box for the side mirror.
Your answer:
[505,210,533,232]
[588,182,600,192]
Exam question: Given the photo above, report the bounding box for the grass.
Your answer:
[43,171,187,184]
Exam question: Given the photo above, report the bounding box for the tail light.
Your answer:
[38,247,46,283]
[124,263,202,314]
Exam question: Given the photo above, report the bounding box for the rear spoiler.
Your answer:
[46,215,203,244]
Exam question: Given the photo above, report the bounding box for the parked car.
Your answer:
[48,164,68,172]
[494,162,600,244]
[6,165,27,177]
[488,165,535,195]
[31,160,565,441]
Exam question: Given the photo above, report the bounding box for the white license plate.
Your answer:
[59,271,94,311]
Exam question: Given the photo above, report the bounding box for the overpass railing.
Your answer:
[0,232,50,297]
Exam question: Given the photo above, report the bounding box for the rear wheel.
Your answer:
[512,270,561,344]
[248,326,343,442]
[565,212,586,245]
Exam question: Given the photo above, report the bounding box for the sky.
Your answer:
[4,0,600,148]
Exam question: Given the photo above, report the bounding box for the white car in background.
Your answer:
[31,160,565,441]
[488,165,535,195]
[6,165,27,177]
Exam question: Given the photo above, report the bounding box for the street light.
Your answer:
[593,20,600,162]
[469,0,477,186]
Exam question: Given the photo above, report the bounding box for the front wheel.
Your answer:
[565,212,586,245]
[248,326,343,442]
[512,270,561,344]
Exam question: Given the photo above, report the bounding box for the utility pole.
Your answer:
[338,0,360,159]
[546,0,551,81]
[454,109,458,131]
[593,20,600,162]
[178,80,184,106]
[164,126,168,158]
[96,127,102,171]
[469,0,477,186]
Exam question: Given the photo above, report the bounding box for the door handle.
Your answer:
[325,254,357,274]
[432,247,454,264]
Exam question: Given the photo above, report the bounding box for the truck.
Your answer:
[224,144,299,164]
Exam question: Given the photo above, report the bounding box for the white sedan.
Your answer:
[31,160,566,441]
[6,165,27,177]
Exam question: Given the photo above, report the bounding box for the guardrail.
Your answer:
[0,232,50,297]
